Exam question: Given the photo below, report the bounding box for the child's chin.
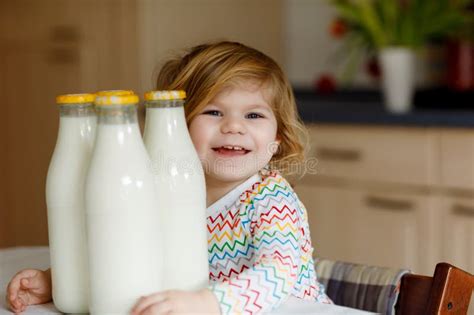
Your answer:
[209,170,257,184]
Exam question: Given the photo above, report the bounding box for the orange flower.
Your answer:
[329,18,347,38]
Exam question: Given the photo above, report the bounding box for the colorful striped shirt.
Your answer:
[207,171,331,314]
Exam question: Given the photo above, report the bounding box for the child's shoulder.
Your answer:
[239,170,296,206]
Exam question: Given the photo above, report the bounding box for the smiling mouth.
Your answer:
[212,145,251,155]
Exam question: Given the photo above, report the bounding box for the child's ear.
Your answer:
[275,137,281,146]
[269,139,281,155]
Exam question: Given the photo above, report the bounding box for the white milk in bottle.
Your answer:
[143,90,208,290]
[85,93,161,315]
[46,93,96,313]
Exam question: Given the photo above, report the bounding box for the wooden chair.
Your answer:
[396,262,474,315]
[316,259,474,314]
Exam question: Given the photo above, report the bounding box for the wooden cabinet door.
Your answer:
[440,196,474,274]
[0,47,80,247]
[306,125,439,186]
[295,185,362,263]
[354,191,439,275]
[440,130,474,190]
[295,184,439,275]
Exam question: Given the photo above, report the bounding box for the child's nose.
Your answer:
[221,117,246,134]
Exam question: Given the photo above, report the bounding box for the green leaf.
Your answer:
[329,0,363,23]
[378,0,398,31]
[358,0,386,48]
[336,34,368,85]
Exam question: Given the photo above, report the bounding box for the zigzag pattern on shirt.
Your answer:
[212,257,297,313]
[207,172,331,314]
[210,264,249,280]
[211,254,254,273]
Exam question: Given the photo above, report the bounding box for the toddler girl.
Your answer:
[6,41,330,314]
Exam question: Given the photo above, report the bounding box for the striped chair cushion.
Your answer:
[315,258,410,315]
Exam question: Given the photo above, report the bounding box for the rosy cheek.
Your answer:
[188,123,202,143]
[188,130,207,155]
[188,121,198,138]
[190,136,204,155]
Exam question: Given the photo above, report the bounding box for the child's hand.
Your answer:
[130,289,220,315]
[5,269,52,313]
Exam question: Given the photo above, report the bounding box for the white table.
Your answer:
[0,247,375,314]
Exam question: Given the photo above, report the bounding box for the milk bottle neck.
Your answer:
[143,100,189,146]
[145,99,184,109]
[96,105,138,125]
[55,103,96,152]
[94,105,142,148]
[59,104,95,117]
[144,100,187,127]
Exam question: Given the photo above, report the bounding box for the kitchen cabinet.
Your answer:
[296,124,474,277]
[295,185,361,264]
[440,196,474,274]
[296,185,439,275]
[307,125,439,186]
[440,130,474,190]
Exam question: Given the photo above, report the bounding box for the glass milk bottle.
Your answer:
[85,94,161,315]
[46,93,96,313]
[143,90,208,290]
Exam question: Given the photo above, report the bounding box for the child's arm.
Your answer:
[5,268,52,313]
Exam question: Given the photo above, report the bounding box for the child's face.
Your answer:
[189,82,278,186]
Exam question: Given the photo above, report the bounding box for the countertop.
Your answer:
[295,89,474,128]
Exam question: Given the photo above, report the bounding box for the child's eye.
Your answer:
[246,112,264,119]
[202,110,222,116]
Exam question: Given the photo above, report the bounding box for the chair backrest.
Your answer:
[315,258,409,315]
[395,263,474,315]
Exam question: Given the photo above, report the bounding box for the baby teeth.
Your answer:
[223,145,244,151]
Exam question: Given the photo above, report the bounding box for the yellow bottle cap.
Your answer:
[96,90,135,96]
[145,90,186,101]
[95,94,139,106]
[56,93,96,104]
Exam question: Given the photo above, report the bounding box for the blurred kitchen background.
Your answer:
[0,0,473,279]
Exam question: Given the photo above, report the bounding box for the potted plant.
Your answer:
[329,0,470,113]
